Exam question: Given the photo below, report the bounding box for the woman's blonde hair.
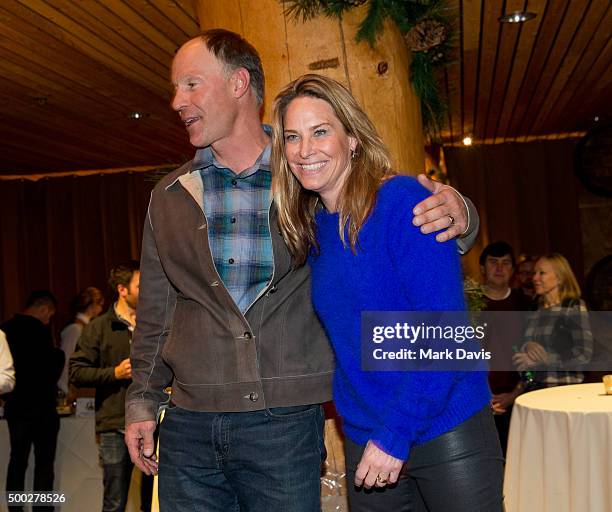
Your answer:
[538,252,582,303]
[272,74,394,264]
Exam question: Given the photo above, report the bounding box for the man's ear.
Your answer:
[117,284,127,298]
[231,68,250,99]
[479,265,485,277]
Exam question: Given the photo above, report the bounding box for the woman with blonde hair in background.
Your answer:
[513,253,593,388]
[272,73,503,511]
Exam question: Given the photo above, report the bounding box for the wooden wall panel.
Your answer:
[239,0,291,123]
[193,0,424,173]
[342,10,424,172]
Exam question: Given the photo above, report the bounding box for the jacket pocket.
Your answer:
[161,296,224,385]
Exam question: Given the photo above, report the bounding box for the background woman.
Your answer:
[513,253,593,387]
[272,74,503,511]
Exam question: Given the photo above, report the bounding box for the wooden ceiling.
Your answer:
[442,0,611,145]
[0,0,200,176]
[0,0,610,176]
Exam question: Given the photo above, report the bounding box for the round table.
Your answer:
[504,383,612,512]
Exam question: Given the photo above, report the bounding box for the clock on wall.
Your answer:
[575,124,612,197]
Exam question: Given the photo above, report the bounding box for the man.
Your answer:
[515,256,537,302]
[2,290,64,512]
[58,286,105,396]
[125,29,480,511]
[479,241,530,455]
[70,263,149,512]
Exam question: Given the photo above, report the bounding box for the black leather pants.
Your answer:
[344,405,504,512]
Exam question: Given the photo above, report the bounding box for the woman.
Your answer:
[272,74,503,511]
[513,253,593,388]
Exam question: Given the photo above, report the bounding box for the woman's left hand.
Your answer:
[513,341,549,370]
[523,341,549,363]
[354,440,404,488]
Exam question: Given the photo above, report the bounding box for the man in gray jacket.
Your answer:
[125,29,478,512]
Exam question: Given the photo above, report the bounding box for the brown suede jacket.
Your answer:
[125,161,335,425]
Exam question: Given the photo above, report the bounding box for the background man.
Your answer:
[480,241,530,455]
[1,290,64,512]
[514,255,537,303]
[70,262,151,512]
[125,29,480,511]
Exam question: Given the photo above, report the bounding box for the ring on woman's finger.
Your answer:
[376,475,389,484]
[447,214,455,226]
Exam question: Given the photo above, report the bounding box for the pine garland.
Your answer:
[282,0,454,140]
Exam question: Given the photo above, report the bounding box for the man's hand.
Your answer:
[413,174,469,242]
[114,358,132,380]
[125,420,158,475]
[491,392,517,414]
[354,440,404,489]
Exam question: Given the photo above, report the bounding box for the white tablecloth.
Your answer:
[0,416,142,512]
[504,383,612,512]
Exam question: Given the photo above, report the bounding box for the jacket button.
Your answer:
[249,392,259,402]
[244,332,252,340]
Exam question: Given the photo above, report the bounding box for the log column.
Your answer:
[194,0,424,173]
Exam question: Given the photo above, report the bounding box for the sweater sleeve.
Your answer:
[370,178,467,459]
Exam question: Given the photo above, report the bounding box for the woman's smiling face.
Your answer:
[282,96,356,211]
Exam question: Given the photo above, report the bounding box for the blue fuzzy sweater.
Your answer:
[309,176,490,460]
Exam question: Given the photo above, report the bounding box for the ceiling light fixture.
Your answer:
[594,116,600,122]
[499,11,537,23]
[462,136,473,146]
[129,112,149,120]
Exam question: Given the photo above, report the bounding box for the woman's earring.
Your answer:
[351,149,357,160]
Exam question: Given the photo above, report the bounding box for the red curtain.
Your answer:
[0,173,156,335]
[445,139,584,283]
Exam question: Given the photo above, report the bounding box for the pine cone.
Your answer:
[405,19,448,52]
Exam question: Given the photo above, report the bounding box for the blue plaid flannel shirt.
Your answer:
[192,139,273,313]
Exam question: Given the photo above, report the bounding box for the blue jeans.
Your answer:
[98,431,133,512]
[158,404,326,512]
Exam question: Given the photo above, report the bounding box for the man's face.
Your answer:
[517,260,535,289]
[481,255,514,288]
[171,39,238,149]
[41,305,56,326]
[119,271,140,310]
